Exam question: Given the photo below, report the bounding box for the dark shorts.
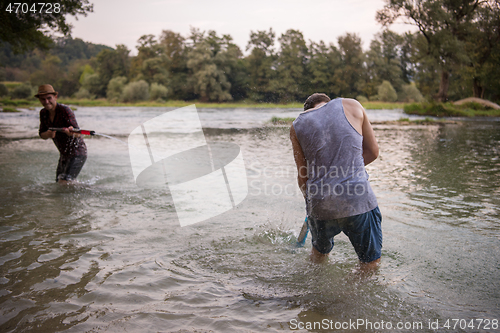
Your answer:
[308,206,382,262]
[56,155,87,182]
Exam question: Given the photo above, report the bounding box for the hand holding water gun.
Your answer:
[49,127,95,137]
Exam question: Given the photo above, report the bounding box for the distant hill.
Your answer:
[0,37,113,68]
[50,37,114,67]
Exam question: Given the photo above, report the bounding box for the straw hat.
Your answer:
[35,84,58,97]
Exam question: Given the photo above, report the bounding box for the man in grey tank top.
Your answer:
[290,93,382,269]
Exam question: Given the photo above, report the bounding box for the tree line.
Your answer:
[1,1,499,104]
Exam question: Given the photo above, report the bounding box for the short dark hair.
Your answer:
[304,93,331,111]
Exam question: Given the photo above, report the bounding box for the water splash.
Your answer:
[94,133,129,146]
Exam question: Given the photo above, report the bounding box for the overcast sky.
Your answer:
[67,0,413,55]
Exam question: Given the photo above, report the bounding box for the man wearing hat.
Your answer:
[37,84,87,184]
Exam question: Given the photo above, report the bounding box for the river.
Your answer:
[0,106,499,332]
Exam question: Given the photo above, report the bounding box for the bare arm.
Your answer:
[40,127,81,139]
[63,126,81,138]
[40,129,56,140]
[290,124,308,197]
[361,108,379,165]
[342,98,379,165]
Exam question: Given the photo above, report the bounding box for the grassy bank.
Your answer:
[404,102,500,117]
[59,99,407,110]
[0,106,21,112]
[0,97,408,110]
[4,97,499,117]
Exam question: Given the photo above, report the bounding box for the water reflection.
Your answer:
[1,108,499,331]
[0,185,95,331]
[407,123,500,236]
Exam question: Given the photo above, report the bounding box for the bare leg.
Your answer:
[58,179,77,185]
[310,246,329,263]
[359,258,380,272]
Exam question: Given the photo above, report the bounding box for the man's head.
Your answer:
[304,93,331,111]
[35,84,58,112]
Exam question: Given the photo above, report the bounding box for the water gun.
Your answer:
[49,127,95,136]
[296,216,309,247]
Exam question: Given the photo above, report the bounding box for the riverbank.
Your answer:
[0,97,406,110]
[404,100,500,117]
[4,96,500,118]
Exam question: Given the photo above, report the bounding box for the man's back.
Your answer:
[292,98,378,219]
[291,94,382,265]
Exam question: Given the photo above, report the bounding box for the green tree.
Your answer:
[461,1,500,100]
[0,0,93,53]
[141,57,169,85]
[186,29,237,102]
[245,28,277,102]
[377,0,485,101]
[149,82,168,100]
[79,64,95,84]
[306,41,341,97]
[95,45,130,96]
[0,83,8,96]
[50,37,112,66]
[399,82,425,102]
[331,33,366,98]
[130,35,162,80]
[80,73,101,97]
[411,33,441,99]
[29,55,63,87]
[376,80,398,102]
[121,80,149,102]
[159,30,189,99]
[106,76,127,101]
[365,30,405,98]
[270,29,308,102]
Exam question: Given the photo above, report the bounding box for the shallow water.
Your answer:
[0,106,499,332]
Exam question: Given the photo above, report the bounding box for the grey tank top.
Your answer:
[293,98,377,219]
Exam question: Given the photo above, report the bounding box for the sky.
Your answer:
[66,0,413,55]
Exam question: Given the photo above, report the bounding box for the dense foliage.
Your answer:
[0,0,93,53]
[377,0,500,102]
[1,1,499,104]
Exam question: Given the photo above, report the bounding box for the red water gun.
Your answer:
[49,127,95,136]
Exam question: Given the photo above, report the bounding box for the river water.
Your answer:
[0,106,499,332]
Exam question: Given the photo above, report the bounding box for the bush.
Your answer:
[81,73,102,96]
[149,83,168,101]
[79,65,95,85]
[404,102,468,117]
[376,81,397,102]
[74,87,95,99]
[403,103,425,114]
[271,116,295,125]
[0,83,8,97]
[399,82,425,103]
[460,101,492,111]
[11,84,33,99]
[121,80,149,102]
[356,95,368,103]
[1,107,20,112]
[107,76,127,101]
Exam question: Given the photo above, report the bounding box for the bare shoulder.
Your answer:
[342,98,364,119]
